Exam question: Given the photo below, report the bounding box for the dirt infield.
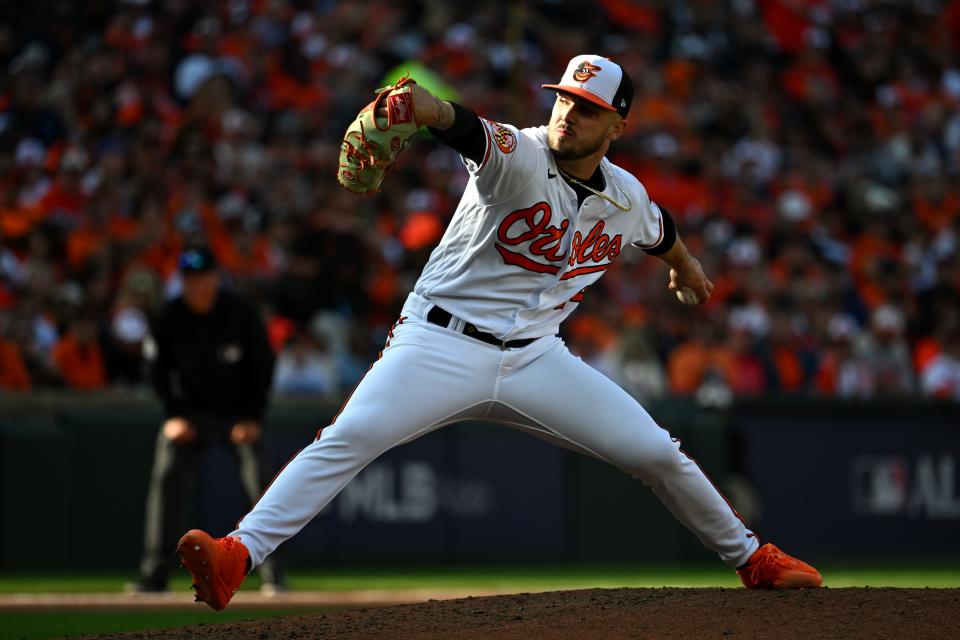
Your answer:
[75,587,957,639]
[0,588,516,611]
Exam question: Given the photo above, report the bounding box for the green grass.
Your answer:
[0,609,315,640]
[1,562,959,593]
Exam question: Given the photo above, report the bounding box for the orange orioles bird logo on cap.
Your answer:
[573,61,602,82]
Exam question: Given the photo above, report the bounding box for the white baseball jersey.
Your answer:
[410,120,667,341]
[228,113,759,582]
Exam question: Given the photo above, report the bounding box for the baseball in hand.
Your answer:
[675,286,701,305]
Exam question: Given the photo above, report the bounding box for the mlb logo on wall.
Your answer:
[850,454,960,519]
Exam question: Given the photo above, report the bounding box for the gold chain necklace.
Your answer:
[556,166,633,212]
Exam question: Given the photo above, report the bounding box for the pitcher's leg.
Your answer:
[231,320,499,567]
[498,342,758,568]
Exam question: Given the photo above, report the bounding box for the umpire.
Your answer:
[130,246,284,593]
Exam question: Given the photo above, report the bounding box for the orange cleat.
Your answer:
[737,543,823,590]
[177,529,250,611]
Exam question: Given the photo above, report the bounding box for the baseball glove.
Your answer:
[337,76,420,194]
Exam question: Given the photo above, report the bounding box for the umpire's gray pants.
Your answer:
[139,421,283,587]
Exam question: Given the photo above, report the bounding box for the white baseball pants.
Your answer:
[231,305,759,569]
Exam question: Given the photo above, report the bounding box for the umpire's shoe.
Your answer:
[737,543,823,589]
[177,529,250,610]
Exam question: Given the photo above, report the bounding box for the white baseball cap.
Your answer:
[542,54,634,118]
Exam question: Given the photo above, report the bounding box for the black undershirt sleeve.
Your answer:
[428,102,487,166]
[642,203,678,256]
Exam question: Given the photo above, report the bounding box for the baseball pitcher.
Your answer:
[178,55,822,610]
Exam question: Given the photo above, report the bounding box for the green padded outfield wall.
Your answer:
[0,393,726,570]
[5,393,955,570]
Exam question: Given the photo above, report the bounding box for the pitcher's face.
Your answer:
[547,92,624,161]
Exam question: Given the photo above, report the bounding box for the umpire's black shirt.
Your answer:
[145,290,275,424]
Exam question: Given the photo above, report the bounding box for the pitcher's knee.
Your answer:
[316,413,394,454]
[615,433,684,479]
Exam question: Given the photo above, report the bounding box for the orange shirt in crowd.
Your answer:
[913,336,941,373]
[214,234,274,278]
[632,166,711,218]
[850,230,901,309]
[729,352,768,395]
[0,339,31,391]
[67,215,142,270]
[782,57,839,104]
[667,340,736,394]
[762,0,818,54]
[52,336,108,389]
[914,192,960,233]
[37,180,87,220]
[815,351,839,394]
[597,0,660,35]
[771,345,805,392]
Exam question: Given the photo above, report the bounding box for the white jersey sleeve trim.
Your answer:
[631,201,665,249]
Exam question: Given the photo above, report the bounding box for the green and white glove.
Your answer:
[337,76,420,194]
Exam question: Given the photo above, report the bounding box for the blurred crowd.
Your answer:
[1,0,959,402]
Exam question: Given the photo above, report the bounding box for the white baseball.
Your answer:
[675,286,700,305]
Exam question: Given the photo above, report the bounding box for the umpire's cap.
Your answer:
[178,245,218,274]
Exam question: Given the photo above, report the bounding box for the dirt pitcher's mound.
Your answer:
[79,587,957,639]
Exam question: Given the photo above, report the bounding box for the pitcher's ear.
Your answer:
[609,117,629,141]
